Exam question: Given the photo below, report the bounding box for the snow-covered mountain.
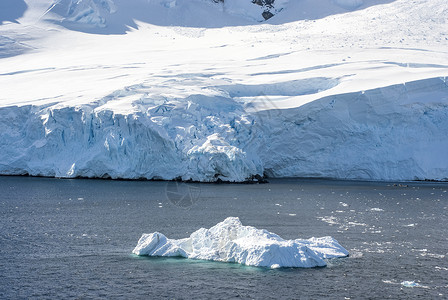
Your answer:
[0,0,447,182]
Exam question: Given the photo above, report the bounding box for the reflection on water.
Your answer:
[0,176,447,299]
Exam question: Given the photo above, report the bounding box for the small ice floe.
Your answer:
[416,249,445,258]
[383,279,428,289]
[425,253,445,258]
[318,216,340,226]
[347,222,367,227]
[370,208,384,212]
[339,202,349,207]
[385,280,424,288]
[350,251,363,258]
[133,217,349,268]
[401,281,420,288]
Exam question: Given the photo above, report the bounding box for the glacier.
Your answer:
[0,0,448,182]
[133,217,349,268]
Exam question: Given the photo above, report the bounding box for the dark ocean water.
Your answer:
[0,176,447,299]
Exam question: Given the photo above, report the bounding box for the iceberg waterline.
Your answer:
[132,217,349,268]
[1,77,447,182]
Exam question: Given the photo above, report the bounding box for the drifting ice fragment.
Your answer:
[401,281,420,288]
[370,208,384,212]
[133,217,348,268]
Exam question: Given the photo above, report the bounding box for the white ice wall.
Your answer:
[1,77,446,182]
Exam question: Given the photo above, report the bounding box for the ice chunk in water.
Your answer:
[401,281,420,288]
[133,217,349,268]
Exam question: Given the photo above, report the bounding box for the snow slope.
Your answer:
[133,217,349,268]
[0,0,447,181]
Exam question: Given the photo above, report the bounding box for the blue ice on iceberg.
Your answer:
[401,281,420,288]
[133,217,349,268]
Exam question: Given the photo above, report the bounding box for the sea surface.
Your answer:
[0,176,447,299]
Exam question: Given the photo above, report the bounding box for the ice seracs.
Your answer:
[133,217,349,268]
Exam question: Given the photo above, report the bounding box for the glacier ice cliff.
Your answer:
[133,217,349,268]
[0,77,447,182]
[260,77,448,181]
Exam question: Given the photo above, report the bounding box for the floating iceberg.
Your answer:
[133,217,349,268]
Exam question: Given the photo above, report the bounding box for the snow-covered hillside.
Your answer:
[0,0,447,182]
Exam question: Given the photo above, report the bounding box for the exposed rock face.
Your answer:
[262,10,274,20]
[252,0,275,7]
[214,0,281,21]
[251,0,279,20]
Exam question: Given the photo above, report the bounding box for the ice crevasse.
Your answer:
[133,217,349,268]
